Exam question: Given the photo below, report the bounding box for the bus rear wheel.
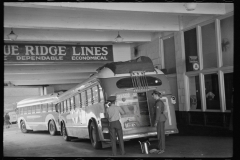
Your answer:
[20,120,28,133]
[62,123,71,141]
[49,120,57,136]
[90,122,102,149]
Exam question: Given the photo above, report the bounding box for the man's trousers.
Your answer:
[157,121,165,150]
[109,120,125,156]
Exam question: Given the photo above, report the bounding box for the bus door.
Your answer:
[116,92,151,129]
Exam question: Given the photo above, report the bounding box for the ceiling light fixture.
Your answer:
[7,28,18,41]
[115,31,124,42]
[184,3,197,11]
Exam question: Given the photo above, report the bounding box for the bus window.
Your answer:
[24,107,27,114]
[70,96,75,110]
[61,101,65,113]
[53,103,56,112]
[87,89,92,106]
[48,103,53,112]
[67,99,71,111]
[81,91,86,108]
[70,97,75,110]
[92,86,99,104]
[56,103,60,113]
[64,100,67,112]
[40,104,42,112]
[99,85,104,102]
[32,105,36,114]
[46,103,49,112]
[42,104,47,112]
[60,102,63,113]
[79,93,82,108]
[15,109,19,115]
[59,103,62,113]
[74,94,80,109]
[36,105,41,113]
[28,106,32,114]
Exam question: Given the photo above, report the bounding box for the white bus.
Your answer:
[16,93,61,135]
[56,56,178,149]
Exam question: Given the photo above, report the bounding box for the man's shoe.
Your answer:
[149,149,158,154]
[157,150,165,154]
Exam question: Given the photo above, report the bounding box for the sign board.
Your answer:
[4,43,113,63]
[193,63,200,70]
[189,56,198,63]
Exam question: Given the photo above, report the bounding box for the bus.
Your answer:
[56,56,178,149]
[16,93,61,135]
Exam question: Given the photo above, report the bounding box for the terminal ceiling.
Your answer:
[4,3,232,87]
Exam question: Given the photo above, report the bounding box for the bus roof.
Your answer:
[96,56,155,74]
[57,57,164,101]
[17,93,59,108]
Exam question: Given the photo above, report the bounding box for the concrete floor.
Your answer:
[3,124,233,158]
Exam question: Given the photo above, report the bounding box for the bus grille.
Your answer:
[130,71,149,92]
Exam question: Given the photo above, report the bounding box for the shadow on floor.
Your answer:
[174,125,233,137]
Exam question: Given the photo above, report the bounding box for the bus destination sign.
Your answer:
[4,43,113,62]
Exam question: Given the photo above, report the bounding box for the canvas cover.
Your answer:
[97,56,155,74]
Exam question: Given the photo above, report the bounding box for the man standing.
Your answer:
[4,113,10,128]
[106,96,125,156]
[152,90,167,154]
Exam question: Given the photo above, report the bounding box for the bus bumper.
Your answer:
[122,129,178,140]
[123,131,157,140]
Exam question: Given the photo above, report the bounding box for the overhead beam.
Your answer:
[4,64,103,74]
[4,2,227,15]
[8,79,86,85]
[4,6,179,32]
[3,28,152,42]
[4,72,93,81]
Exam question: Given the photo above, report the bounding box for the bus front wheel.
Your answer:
[62,123,71,141]
[49,120,57,136]
[90,122,102,149]
[20,120,28,133]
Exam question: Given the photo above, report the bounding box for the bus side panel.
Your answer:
[27,112,47,131]
[85,103,105,140]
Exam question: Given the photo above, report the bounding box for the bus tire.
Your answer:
[49,120,57,136]
[20,120,28,133]
[62,122,71,141]
[89,121,102,149]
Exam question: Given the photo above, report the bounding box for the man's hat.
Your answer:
[152,90,162,96]
[107,96,116,102]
